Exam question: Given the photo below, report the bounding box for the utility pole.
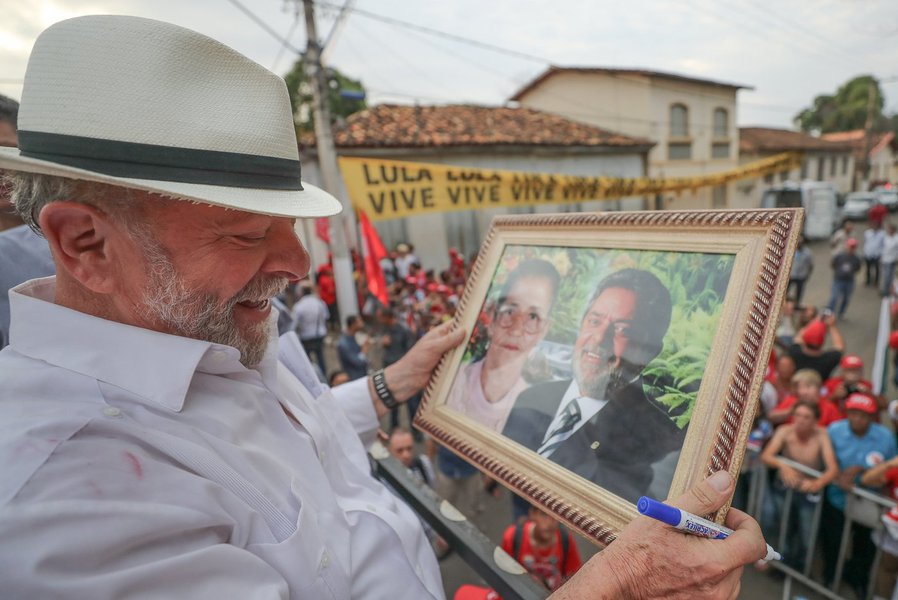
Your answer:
[861,77,878,188]
[302,0,359,322]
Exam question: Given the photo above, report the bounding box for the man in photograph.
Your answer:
[503,268,685,503]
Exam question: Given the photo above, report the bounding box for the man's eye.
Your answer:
[235,234,265,243]
[613,323,630,335]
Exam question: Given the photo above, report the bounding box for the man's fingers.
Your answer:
[723,507,768,565]
[668,470,733,515]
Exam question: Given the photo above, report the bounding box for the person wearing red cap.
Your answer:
[827,237,862,318]
[822,393,898,595]
[823,354,878,417]
[788,314,845,381]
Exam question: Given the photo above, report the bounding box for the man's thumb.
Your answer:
[668,470,733,516]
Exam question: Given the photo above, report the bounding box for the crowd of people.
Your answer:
[745,206,898,599]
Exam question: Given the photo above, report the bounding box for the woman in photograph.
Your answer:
[446,259,560,431]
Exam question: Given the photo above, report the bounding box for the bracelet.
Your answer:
[372,369,399,410]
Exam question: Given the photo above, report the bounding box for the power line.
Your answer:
[314,0,550,64]
[223,0,305,56]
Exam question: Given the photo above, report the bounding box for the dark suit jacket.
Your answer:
[502,378,685,503]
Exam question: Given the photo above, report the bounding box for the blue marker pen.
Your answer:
[637,496,781,562]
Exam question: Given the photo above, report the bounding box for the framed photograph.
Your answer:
[415,208,803,545]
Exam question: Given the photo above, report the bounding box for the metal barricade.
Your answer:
[745,450,897,600]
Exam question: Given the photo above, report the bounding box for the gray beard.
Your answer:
[134,229,286,368]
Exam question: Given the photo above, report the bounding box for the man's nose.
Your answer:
[263,219,310,282]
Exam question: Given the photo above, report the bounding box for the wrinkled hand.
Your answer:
[551,471,766,600]
[383,321,466,404]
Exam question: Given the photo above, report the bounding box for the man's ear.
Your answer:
[39,201,123,294]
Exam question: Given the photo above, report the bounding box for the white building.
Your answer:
[735,127,855,208]
[300,104,653,272]
[508,66,751,210]
[821,129,897,190]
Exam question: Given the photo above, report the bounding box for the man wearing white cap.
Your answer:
[0,15,764,599]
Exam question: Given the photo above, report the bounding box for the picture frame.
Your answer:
[414,208,803,546]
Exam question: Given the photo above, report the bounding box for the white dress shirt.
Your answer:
[0,277,443,599]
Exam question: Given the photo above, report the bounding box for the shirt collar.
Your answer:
[8,277,280,412]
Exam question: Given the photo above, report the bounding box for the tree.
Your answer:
[282,58,367,134]
[794,75,890,134]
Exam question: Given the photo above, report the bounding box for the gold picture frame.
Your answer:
[414,208,803,546]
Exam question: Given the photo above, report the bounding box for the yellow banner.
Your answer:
[339,152,803,221]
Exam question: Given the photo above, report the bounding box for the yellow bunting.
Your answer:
[338,152,803,221]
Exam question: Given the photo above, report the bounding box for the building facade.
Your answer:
[735,127,855,208]
[508,66,750,210]
[821,129,897,190]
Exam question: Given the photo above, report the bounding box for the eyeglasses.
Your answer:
[495,305,546,334]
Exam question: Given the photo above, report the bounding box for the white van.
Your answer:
[760,181,838,240]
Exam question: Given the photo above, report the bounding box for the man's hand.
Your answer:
[779,465,802,489]
[835,465,863,491]
[381,321,466,404]
[551,471,765,600]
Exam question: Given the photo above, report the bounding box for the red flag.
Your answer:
[358,210,388,306]
[315,217,330,244]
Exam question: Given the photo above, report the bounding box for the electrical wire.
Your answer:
[224,0,305,56]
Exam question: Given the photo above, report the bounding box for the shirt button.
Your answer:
[320,551,329,568]
[319,451,326,461]
[366,504,378,513]
[103,407,122,418]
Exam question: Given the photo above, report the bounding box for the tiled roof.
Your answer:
[821,129,895,161]
[306,104,653,149]
[509,66,751,101]
[739,127,853,153]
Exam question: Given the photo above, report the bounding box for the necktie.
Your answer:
[538,398,581,458]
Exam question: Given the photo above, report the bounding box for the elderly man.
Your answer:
[503,268,684,503]
[0,15,764,599]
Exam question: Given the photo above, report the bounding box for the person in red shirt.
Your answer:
[869,201,888,228]
[770,368,842,427]
[316,263,337,329]
[823,354,880,417]
[501,504,582,592]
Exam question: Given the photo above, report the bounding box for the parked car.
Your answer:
[840,192,877,222]
[875,188,898,211]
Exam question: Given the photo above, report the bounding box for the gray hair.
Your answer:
[5,172,137,234]
[0,94,17,128]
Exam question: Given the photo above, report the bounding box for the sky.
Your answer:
[2,0,897,130]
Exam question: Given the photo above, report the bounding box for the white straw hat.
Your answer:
[0,15,342,219]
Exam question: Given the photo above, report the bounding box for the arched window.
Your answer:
[713,108,728,138]
[670,104,689,137]
[668,104,691,159]
[711,107,730,159]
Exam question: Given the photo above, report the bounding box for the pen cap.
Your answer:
[637,497,681,527]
